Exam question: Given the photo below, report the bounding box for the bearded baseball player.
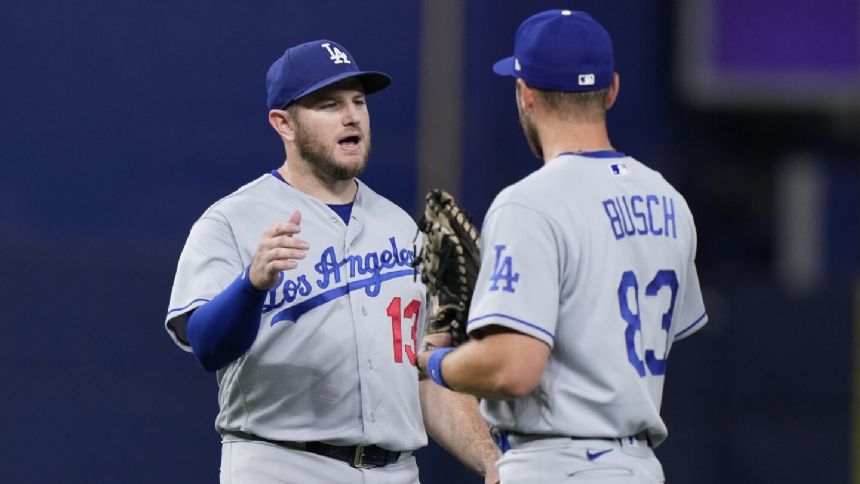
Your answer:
[417,10,708,484]
[165,39,500,484]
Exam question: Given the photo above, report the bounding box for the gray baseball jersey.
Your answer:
[165,173,428,452]
[467,153,707,446]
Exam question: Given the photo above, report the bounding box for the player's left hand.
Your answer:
[422,332,452,352]
[414,189,480,347]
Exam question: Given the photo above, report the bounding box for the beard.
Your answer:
[293,120,370,181]
[516,87,543,160]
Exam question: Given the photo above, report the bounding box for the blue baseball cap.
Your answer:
[493,9,614,92]
[266,39,391,110]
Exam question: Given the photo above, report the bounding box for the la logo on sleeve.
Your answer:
[489,245,520,293]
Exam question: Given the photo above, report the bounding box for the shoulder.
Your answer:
[486,167,557,219]
[200,173,298,221]
[622,157,698,238]
[621,156,676,186]
[355,181,417,231]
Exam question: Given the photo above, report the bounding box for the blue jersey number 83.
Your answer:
[618,270,678,377]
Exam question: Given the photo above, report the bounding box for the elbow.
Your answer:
[187,328,222,372]
[189,336,252,372]
[192,346,225,372]
[199,360,223,373]
[188,326,234,372]
[495,381,538,400]
[490,370,541,400]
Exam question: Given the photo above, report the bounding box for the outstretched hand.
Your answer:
[249,210,309,290]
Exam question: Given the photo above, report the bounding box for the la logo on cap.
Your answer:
[514,58,521,71]
[321,42,350,64]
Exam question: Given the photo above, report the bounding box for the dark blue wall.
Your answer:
[2,1,855,483]
[3,2,424,483]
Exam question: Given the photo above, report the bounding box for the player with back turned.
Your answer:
[417,10,708,483]
[164,39,500,483]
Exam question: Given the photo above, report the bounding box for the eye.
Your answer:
[354,98,366,107]
[321,102,338,109]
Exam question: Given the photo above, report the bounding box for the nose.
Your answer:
[342,103,361,126]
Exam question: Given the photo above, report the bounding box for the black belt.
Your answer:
[500,430,653,449]
[225,431,403,469]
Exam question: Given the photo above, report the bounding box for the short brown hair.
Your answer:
[535,87,609,122]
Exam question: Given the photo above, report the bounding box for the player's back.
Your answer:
[477,152,707,445]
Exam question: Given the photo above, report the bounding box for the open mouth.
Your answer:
[338,135,361,149]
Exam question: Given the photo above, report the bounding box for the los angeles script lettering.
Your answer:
[262,237,415,313]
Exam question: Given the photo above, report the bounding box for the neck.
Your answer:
[538,119,613,162]
[277,161,357,204]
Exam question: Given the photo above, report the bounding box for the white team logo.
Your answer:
[321,43,350,64]
[578,74,595,86]
[514,58,521,71]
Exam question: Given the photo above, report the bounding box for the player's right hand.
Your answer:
[249,210,309,290]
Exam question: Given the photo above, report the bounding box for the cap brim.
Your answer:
[493,56,516,76]
[291,71,392,105]
[354,71,392,95]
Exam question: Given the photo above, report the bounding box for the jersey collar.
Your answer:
[558,150,626,159]
[270,169,288,183]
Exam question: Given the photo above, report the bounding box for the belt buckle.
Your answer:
[352,445,376,469]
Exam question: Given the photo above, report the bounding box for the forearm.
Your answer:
[186,271,266,371]
[439,343,522,400]
[420,330,551,400]
[417,333,516,400]
[419,379,500,476]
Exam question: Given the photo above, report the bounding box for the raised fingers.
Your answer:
[272,210,303,236]
[249,211,308,290]
[259,246,307,275]
[265,257,300,272]
[266,247,308,262]
[264,222,301,239]
[263,210,303,239]
[271,234,309,250]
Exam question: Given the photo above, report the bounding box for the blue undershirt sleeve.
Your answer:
[186,271,266,372]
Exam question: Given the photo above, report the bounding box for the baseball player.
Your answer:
[417,10,707,484]
[164,39,500,484]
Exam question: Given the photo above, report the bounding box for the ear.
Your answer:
[268,109,297,142]
[516,78,536,113]
[605,73,620,110]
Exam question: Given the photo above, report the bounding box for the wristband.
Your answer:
[427,347,455,389]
